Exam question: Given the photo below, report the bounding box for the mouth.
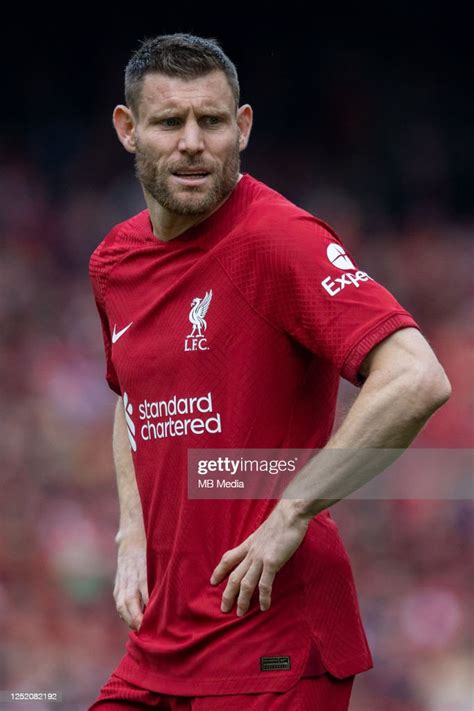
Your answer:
[171,170,211,186]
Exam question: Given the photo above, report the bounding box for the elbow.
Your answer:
[434,368,452,407]
[407,361,452,417]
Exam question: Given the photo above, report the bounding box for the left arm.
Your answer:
[210,327,451,615]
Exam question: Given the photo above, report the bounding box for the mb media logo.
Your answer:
[123,392,137,452]
[185,289,212,352]
[321,243,372,297]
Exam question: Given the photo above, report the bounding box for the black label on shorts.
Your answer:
[260,655,291,671]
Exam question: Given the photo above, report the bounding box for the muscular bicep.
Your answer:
[359,327,444,382]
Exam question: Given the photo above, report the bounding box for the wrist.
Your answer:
[276,498,313,527]
[115,526,146,546]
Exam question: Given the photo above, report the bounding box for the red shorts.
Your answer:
[89,671,355,711]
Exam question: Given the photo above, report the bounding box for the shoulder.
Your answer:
[89,209,150,278]
[223,176,344,263]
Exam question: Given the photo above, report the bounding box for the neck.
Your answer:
[145,173,243,242]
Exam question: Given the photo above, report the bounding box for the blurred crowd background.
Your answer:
[1,9,473,710]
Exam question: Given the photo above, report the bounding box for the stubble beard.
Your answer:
[134,138,241,217]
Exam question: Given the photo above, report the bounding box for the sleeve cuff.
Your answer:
[341,312,420,386]
[106,373,122,396]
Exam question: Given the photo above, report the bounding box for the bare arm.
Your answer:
[113,397,146,542]
[211,328,451,615]
[280,327,452,517]
[112,397,148,630]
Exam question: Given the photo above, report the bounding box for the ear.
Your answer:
[236,104,253,152]
[112,104,137,154]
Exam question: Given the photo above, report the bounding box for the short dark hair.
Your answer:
[125,33,240,117]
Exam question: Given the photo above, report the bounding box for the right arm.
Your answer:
[112,396,148,631]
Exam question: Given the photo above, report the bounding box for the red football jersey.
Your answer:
[89,173,418,695]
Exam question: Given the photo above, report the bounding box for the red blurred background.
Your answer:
[1,8,472,709]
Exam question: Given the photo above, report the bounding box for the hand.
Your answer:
[114,532,149,631]
[210,502,309,616]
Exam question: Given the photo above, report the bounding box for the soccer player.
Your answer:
[88,34,451,711]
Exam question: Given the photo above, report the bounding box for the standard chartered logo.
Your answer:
[122,391,222,450]
[123,392,137,452]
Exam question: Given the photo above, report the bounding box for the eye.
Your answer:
[204,116,222,125]
[162,117,181,127]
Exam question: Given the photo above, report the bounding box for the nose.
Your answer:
[178,118,204,155]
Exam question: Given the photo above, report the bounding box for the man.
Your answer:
[88,33,451,711]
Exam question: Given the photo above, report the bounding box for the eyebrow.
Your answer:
[147,106,232,121]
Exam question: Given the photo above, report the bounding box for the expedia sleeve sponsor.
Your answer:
[217,225,418,386]
[321,270,372,296]
[320,243,372,296]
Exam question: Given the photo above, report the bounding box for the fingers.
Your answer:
[116,591,144,630]
[258,564,275,611]
[211,540,278,616]
[114,573,147,631]
[114,542,148,631]
[236,561,263,616]
[125,594,145,631]
[210,542,248,586]
[220,557,251,613]
[139,578,149,607]
[219,559,276,616]
[210,504,310,618]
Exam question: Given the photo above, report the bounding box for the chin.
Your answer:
[172,197,213,216]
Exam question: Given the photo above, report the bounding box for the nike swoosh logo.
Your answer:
[112,322,133,343]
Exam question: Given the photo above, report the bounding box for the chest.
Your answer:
[105,247,275,387]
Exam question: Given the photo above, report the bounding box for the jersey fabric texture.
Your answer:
[89,670,355,710]
[89,173,419,696]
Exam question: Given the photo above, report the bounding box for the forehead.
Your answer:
[138,70,235,118]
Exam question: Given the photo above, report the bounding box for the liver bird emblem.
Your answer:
[188,290,213,338]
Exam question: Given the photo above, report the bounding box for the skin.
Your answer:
[111,68,252,629]
[112,399,148,630]
[113,70,253,241]
[110,70,451,629]
[113,328,450,628]
[209,328,451,616]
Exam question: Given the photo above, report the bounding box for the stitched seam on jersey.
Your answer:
[341,311,418,381]
[98,237,210,310]
[210,254,295,339]
[99,239,159,314]
[90,235,150,392]
[122,668,304,682]
[206,222,343,341]
[209,252,342,384]
[122,649,302,681]
[303,629,371,676]
[284,354,315,446]
[208,251,346,383]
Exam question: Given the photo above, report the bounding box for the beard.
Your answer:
[134,137,241,217]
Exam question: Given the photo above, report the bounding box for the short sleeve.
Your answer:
[89,252,122,396]
[220,217,419,386]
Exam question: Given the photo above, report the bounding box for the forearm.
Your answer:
[280,350,451,521]
[113,397,145,542]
